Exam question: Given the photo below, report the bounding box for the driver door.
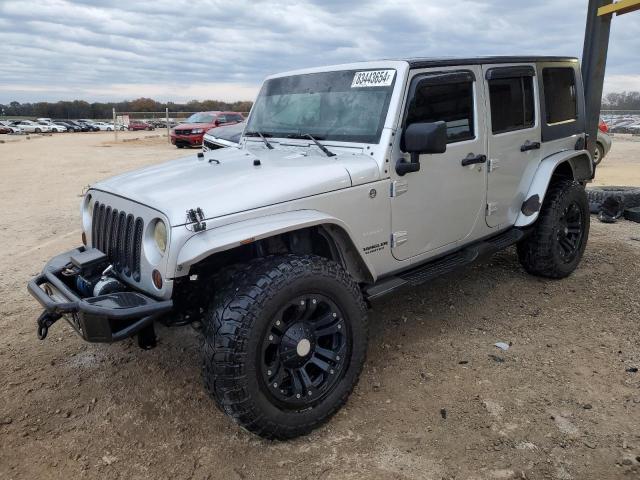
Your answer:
[390,66,487,261]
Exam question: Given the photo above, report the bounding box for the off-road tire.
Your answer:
[517,180,590,278]
[624,206,640,223]
[202,254,368,439]
[587,186,640,212]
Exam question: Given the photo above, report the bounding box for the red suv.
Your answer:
[128,121,155,131]
[171,111,244,148]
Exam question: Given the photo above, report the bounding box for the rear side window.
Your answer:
[227,113,244,122]
[488,76,535,134]
[542,68,577,124]
[405,81,475,143]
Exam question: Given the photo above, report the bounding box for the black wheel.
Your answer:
[517,180,590,278]
[176,144,184,149]
[202,255,368,439]
[35,128,41,133]
[592,143,604,166]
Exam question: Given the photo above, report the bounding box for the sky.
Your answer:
[0,0,638,103]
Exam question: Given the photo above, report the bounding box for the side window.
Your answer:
[542,68,577,124]
[488,76,535,134]
[217,115,227,123]
[405,80,475,143]
[229,113,244,122]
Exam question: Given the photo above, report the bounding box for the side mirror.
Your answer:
[396,121,447,176]
[214,119,221,126]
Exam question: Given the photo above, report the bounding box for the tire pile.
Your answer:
[587,186,640,223]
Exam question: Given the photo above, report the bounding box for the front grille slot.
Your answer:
[91,201,143,281]
[175,129,192,135]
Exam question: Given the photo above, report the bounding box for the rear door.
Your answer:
[483,64,541,228]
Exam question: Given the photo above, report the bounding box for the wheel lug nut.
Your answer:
[312,299,316,304]
[336,356,340,360]
[273,383,278,387]
[300,300,305,305]
[275,320,280,326]
[267,370,272,376]
[337,324,341,329]
[308,390,312,395]
[332,312,337,318]
[296,394,301,398]
[269,335,273,341]
[330,369,334,374]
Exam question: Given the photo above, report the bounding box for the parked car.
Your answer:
[89,121,113,131]
[11,120,51,133]
[594,117,612,165]
[0,121,22,134]
[63,120,90,132]
[202,121,245,151]
[128,121,155,131]
[54,121,81,132]
[107,122,127,131]
[40,121,67,133]
[171,111,244,148]
[29,56,595,440]
[77,120,100,132]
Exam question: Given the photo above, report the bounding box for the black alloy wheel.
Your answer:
[556,202,585,263]
[260,294,349,409]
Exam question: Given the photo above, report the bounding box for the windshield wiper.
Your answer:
[295,133,335,157]
[244,130,273,149]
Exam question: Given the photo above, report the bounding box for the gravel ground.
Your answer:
[0,132,639,480]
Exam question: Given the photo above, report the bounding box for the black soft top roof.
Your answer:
[402,56,578,69]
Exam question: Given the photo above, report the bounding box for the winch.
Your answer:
[69,248,125,297]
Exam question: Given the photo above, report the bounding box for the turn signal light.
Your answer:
[152,269,163,289]
[82,231,87,245]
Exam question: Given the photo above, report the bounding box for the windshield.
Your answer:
[246,69,396,143]
[184,113,216,124]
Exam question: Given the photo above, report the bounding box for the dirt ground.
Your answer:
[1,132,639,480]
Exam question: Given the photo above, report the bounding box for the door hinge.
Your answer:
[488,158,500,173]
[391,231,408,247]
[486,202,498,216]
[390,180,409,197]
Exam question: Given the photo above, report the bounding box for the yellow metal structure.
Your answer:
[598,0,640,16]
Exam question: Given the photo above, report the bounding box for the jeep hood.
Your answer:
[91,146,380,226]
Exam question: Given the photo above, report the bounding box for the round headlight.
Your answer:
[153,220,167,254]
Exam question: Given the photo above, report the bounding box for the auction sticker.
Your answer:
[351,70,396,88]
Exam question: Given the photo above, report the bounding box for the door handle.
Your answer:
[461,153,487,167]
[520,141,541,152]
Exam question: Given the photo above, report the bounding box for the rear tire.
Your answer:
[202,255,368,439]
[517,180,589,278]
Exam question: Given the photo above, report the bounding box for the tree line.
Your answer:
[601,91,640,110]
[2,91,639,119]
[0,98,254,119]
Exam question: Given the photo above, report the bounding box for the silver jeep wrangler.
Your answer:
[28,56,593,439]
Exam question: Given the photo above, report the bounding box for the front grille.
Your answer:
[91,201,143,281]
[175,129,192,135]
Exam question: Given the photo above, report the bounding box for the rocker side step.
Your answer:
[363,228,525,300]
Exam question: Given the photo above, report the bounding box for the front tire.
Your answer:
[202,255,368,439]
[517,180,589,278]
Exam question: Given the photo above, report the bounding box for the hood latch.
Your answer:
[186,208,207,232]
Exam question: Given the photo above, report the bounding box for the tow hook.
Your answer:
[36,311,62,340]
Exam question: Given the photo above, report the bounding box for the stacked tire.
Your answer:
[587,186,640,223]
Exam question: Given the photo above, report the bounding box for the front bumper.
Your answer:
[27,247,173,343]
[171,133,204,147]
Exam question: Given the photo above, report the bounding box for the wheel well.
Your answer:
[186,225,373,284]
[551,160,574,181]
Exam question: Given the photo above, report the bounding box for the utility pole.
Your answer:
[582,0,640,166]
